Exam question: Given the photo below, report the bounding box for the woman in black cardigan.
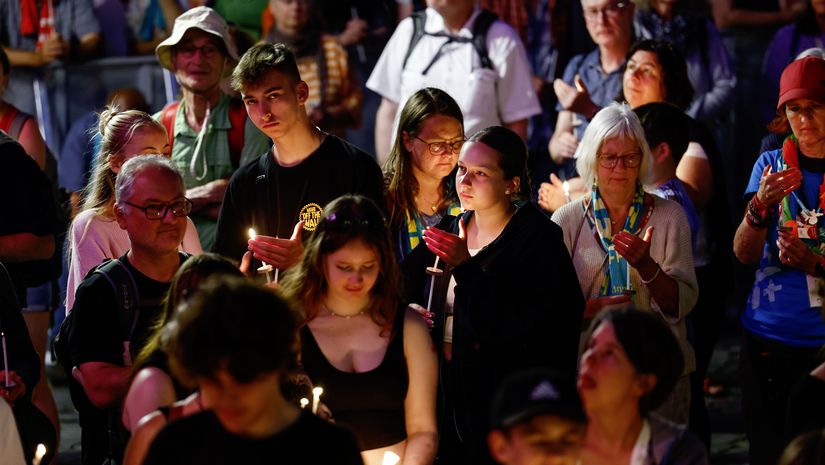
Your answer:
[402,126,585,465]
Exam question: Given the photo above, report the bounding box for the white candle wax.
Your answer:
[312,386,324,414]
[1,332,8,388]
[425,256,441,310]
[382,451,401,465]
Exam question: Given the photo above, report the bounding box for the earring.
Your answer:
[505,189,511,195]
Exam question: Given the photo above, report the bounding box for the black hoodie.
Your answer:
[401,201,584,463]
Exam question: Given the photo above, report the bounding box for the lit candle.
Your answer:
[562,181,571,203]
[300,398,309,409]
[1,332,8,389]
[382,451,401,465]
[33,444,46,465]
[312,386,324,414]
[248,227,274,283]
[425,256,443,311]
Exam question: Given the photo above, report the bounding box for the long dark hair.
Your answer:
[383,87,464,233]
[280,195,401,335]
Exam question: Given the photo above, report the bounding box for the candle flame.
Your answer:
[312,386,324,396]
[382,451,401,465]
[247,228,256,240]
[562,181,570,194]
[300,398,309,409]
[33,444,46,465]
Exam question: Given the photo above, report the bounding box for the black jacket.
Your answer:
[401,201,584,459]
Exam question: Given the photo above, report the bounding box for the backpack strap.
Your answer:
[93,258,140,365]
[227,98,246,169]
[402,10,428,71]
[160,101,180,150]
[471,9,498,71]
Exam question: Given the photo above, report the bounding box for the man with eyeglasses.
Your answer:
[548,0,634,178]
[68,156,191,465]
[154,6,270,251]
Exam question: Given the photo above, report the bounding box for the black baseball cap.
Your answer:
[490,368,587,430]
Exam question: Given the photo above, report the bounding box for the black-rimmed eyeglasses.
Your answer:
[124,199,193,220]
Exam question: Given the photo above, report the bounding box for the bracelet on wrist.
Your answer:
[640,266,661,284]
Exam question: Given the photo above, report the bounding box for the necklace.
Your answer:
[324,303,366,319]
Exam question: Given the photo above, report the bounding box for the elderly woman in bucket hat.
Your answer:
[153,6,270,251]
[734,56,825,465]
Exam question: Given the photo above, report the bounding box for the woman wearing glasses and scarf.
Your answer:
[733,57,825,465]
[280,195,438,465]
[551,103,697,425]
[383,88,465,261]
[402,126,584,465]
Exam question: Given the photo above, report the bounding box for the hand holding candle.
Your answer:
[248,227,275,284]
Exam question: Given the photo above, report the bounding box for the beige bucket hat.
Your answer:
[155,6,239,73]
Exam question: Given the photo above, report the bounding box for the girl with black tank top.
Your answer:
[280,195,438,465]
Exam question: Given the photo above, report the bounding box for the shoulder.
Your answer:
[324,136,380,170]
[551,199,586,226]
[486,16,521,43]
[770,24,797,44]
[650,196,690,225]
[230,152,268,183]
[648,414,708,464]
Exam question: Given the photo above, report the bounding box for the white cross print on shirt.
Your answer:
[763,280,783,303]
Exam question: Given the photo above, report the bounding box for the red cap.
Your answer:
[777,56,825,110]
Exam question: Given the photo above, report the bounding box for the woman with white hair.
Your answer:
[551,102,698,424]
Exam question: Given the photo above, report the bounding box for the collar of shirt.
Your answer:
[581,48,625,79]
[424,6,482,39]
[175,93,233,138]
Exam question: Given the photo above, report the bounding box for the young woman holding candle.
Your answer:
[280,195,438,465]
[401,126,585,465]
[551,103,698,425]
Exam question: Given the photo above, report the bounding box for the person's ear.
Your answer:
[506,176,520,196]
[635,373,658,398]
[402,131,415,154]
[487,430,512,463]
[295,80,309,105]
[108,154,123,174]
[114,202,128,230]
[653,142,670,164]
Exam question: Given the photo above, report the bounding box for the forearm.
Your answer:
[403,431,438,465]
[0,234,54,262]
[375,99,398,166]
[3,46,45,68]
[638,259,680,319]
[734,217,768,264]
[77,362,131,409]
[503,119,528,140]
[187,179,229,213]
[76,33,101,60]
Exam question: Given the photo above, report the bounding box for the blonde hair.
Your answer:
[80,105,166,216]
[575,102,654,190]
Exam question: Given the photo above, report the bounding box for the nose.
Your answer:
[160,206,178,223]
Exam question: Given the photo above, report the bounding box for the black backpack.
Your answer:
[402,9,499,74]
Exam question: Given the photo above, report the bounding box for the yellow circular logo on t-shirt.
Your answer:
[299,203,323,231]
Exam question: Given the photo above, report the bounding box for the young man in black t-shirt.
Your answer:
[69,156,191,465]
[213,43,384,269]
[143,279,363,465]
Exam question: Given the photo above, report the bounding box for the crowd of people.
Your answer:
[3,1,825,465]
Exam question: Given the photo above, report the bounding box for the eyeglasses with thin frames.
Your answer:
[598,152,642,169]
[176,43,222,59]
[124,199,193,220]
[414,136,465,156]
[584,1,628,21]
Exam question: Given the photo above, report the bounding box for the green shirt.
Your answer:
[155,94,271,250]
[212,0,268,40]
